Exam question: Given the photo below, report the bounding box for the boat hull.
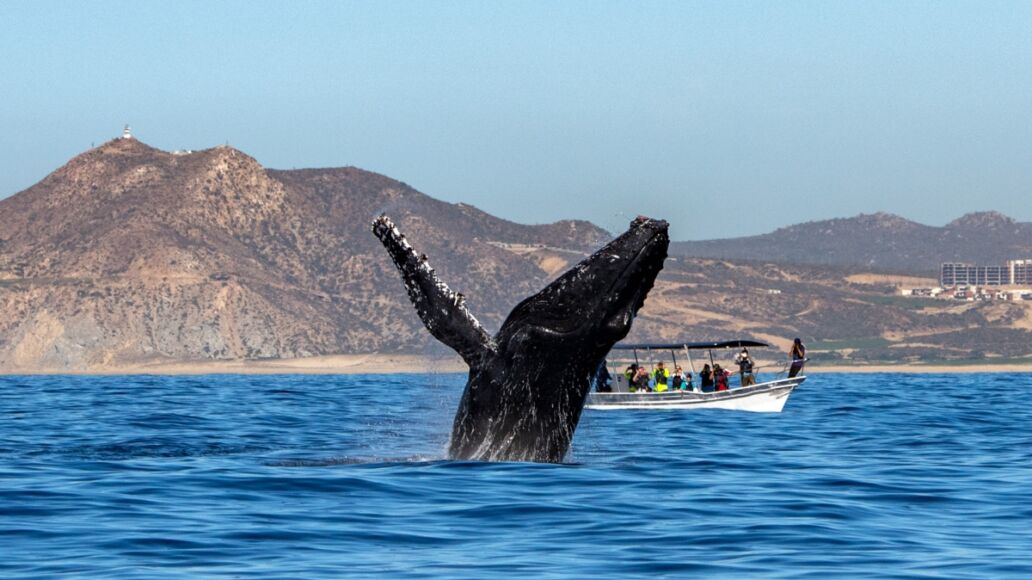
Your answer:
[585,376,805,412]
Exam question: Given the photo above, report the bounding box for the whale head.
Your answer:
[496,216,669,353]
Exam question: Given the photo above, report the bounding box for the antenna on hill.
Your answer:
[122,124,133,140]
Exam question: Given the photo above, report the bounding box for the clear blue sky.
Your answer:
[2,1,1030,240]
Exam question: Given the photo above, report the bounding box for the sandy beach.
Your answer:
[1,354,468,376]
[807,363,1032,374]
[3,354,1031,375]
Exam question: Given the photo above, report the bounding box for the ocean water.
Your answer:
[1,372,1030,579]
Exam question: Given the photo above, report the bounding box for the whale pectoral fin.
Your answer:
[372,215,495,366]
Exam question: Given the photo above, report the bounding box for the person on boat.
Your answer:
[788,338,806,378]
[631,365,648,392]
[699,364,714,393]
[671,365,692,391]
[714,364,730,391]
[735,348,756,386]
[652,361,670,392]
[624,364,639,391]
[634,366,653,392]
[593,362,612,392]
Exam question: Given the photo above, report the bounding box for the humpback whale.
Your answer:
[372,215,669,462]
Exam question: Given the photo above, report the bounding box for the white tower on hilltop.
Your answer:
[122,124,132,139]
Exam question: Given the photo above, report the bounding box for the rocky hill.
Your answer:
[1,138,1030,371]
[0,137,607,370]
[671,211,1032,274]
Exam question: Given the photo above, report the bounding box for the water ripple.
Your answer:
[0,372,1030,578]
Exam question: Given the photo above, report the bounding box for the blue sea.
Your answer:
[1,372,1030,578]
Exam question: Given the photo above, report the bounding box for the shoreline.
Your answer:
[0,354,470,376]
[806,363,1032,374]
[3,353,1032,375]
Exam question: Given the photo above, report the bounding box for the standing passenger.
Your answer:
[625,364,639,392]
[788,338,806,378]
[700,364,714,393]
[634,366,652,392]
[714,364,730,391]
[735,348,756,386]
[593,362,612,392]
[671,366,691,391]
[653,361,670,392]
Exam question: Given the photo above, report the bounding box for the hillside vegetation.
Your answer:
[1,138,1030,370]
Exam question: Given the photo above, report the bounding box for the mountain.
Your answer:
[670,211,1032,274]
[0,137,607,370]
[2,137,1030,371]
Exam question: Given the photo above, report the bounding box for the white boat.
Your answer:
[585,340,806,413]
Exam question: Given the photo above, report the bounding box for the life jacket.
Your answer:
[653,368,669,383]
[653,368,670,392]
[716,371,729,391]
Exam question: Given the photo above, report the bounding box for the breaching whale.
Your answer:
[372,215,669,462]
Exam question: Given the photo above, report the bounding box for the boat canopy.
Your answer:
[613,340,770,351]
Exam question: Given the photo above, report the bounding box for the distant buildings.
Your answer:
[896,259,1032,302]
[940,260,1032,286]
[902,285,1032,301]
[1012,259,1032,285]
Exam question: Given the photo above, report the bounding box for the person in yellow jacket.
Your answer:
[652,361,671,392]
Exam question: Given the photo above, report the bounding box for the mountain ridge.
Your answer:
[671,211,1032,273]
